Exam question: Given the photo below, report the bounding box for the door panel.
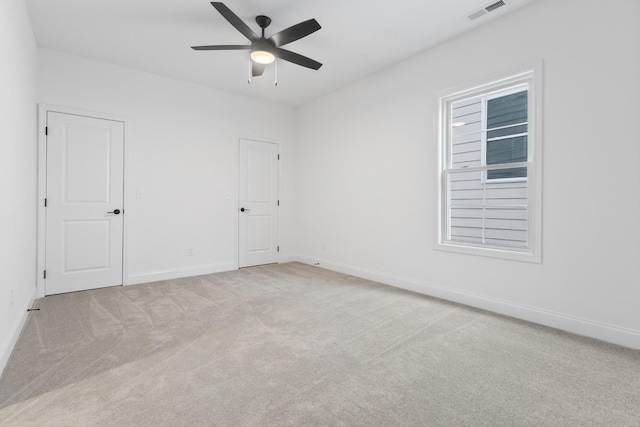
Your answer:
[63,220,110,272]
[247,215,271,252]
[239,139,279,268]
[45,112,124,295]
[64,126,112,202]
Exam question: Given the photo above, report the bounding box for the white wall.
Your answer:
[294,0,640,348]
[0,0,38,374]
[37,49,297,285]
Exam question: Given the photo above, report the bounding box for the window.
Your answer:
[437,67,541,262]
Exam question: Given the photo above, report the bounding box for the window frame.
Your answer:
[436,65,542,263]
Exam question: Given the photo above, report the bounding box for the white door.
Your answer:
[238,139,279,268]
[45,112,125,295]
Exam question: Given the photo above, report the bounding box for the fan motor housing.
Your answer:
[252,37,275,53]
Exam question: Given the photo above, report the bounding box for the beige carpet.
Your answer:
[0,262,638,426]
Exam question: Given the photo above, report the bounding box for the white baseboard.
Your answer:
[0,288,37,377]
[290,254,640,350]
[279,254,300,264]
[127,262,237,285]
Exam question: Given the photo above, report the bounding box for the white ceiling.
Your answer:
[26,0,538,107]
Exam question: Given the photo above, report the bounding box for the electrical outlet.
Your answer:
[10,289,14,307]
[187,247,195,256]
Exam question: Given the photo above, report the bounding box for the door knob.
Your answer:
[240,207,251,212]
[107,209,121,215]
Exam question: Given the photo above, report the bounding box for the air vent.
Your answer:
[467,9,488,20]
[485,0,506,12]
[467,0,507,20]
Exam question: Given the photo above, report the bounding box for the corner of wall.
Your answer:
[0,288,37,377]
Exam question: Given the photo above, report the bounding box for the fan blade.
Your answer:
[275,48,322,70]
[191,45,251,51]
[211,2,258,41]
[269,19,321,47]
[252,62,266,77]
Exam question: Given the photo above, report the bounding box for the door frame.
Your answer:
[236,137,281,268]
[36,104,129,298]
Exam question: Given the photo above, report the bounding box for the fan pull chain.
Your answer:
[248,57,252,85]
[274,60,278,87]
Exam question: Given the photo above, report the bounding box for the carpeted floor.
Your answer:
[0,262,638,426]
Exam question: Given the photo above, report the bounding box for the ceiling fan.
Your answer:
[192,2,322,79]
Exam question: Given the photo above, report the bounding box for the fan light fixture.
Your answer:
[251,50,275,64]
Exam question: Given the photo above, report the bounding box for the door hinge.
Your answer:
[277,200,280,206]
[43,270,46,279]
[44,198,47,207]
[45,127,48,136]
[277,246,280,252]
[277,154,280,160]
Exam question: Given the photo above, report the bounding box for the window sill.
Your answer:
[435,241,541,263]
